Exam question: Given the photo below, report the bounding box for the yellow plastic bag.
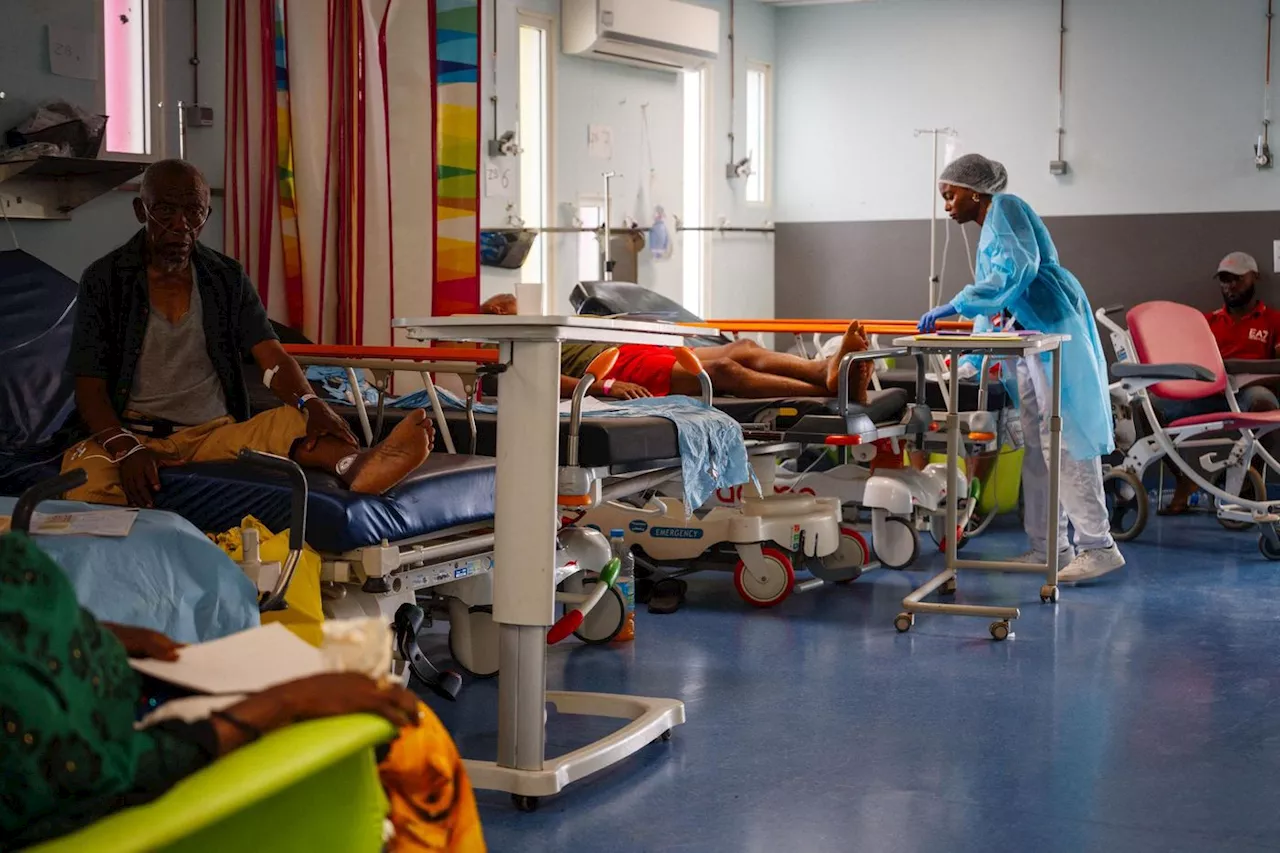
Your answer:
[209,515,324,646]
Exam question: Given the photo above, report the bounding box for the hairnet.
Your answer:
[939,153,1009,195]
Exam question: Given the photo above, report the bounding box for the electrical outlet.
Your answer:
[1049,160,1069,175]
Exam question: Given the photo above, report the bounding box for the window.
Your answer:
[101,0,163,157]
[682,68,707,314]
[518,15,552,291]
[577,201,603,283]
[744,62,771,205]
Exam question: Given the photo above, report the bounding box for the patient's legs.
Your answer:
[195,405,435,495]
[694,339,830,386]
[293,409,435,494]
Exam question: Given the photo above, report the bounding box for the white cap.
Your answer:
[1217,252,1259,277]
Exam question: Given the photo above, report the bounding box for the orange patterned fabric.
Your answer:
[379,702,486,852]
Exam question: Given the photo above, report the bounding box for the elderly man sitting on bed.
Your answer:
[61,159,433,508]
[480,293,874,403]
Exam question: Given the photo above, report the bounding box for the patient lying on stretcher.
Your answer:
[60,159,433,508]
[480,293,875,403]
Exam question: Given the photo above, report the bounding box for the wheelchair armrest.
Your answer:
[1224,359,1280,376]
[1111,363,1215,383]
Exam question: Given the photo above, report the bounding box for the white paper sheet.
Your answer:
[0,509,138,537]
[588,124,614,160]
[130,623,327,695]
[557,396,619,415]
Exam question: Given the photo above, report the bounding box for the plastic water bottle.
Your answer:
[610,529,636,642]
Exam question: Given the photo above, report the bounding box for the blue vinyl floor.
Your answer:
[428,512,1280,853]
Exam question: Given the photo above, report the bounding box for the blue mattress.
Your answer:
[0,497,259,644]
[156,453,497,553]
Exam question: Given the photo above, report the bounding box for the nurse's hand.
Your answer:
[918,303,960,333]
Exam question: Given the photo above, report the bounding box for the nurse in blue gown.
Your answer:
[917,153,1125,584]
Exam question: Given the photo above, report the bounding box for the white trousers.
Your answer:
[1016,356,1114,556]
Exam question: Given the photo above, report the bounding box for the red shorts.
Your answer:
[607,345,678,396]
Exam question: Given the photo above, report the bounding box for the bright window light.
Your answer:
[103,0,152,156]
[745,62,770,204]
[682,68,706,314]
[518,21,550,288]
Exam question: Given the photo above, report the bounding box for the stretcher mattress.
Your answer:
[440,388,911,465]
[156,454,496,554]
[876,368,1008,411]
[713,388,910,429]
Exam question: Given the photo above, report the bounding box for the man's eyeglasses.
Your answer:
[143,203,209,234]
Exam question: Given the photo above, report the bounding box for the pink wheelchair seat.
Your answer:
[1126,300,1228,400]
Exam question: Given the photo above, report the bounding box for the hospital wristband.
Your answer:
[297,393,319,411]
[601,379,615,394]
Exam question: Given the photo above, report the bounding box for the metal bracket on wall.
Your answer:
[0,156,146,220]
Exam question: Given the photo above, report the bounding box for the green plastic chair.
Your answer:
[24,715,395,853]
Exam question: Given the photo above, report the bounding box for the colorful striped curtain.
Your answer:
[224,0,480,345]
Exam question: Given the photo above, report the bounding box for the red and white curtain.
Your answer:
[224,0,447,345]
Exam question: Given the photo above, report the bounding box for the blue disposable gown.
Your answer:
[950,194,1114,459]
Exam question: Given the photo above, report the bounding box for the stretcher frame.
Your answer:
[889,334,1068,641]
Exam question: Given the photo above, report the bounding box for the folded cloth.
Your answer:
[431,389,756,513]
[305,365,380,406]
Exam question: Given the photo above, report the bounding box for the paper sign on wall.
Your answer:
[484,159,513,198]
[48,26,98,81]
[588,125,614,160]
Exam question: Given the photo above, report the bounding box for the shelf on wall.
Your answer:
[0,156,147,221]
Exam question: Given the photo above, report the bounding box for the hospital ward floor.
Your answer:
[429,513,1280,853]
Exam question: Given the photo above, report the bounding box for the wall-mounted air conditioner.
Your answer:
[562,0,720,74]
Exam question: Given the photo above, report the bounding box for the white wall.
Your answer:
[775,0,1280,223]
[481,0,777,318]
[1,0,226,280]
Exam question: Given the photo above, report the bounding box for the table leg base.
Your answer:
[898,568,1022,639]
[465,691,686,800]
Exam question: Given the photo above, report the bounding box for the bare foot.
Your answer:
[348,409,434,494]
[827,320,872,403]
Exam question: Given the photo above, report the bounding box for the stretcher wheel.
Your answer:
[1040,584,1059,603]
[1258,532,1280,561]
[573,581,627,644]
[512,794,540,813]
[447,606,499,679]
[1215,468,1266,531]
[655,728,673,742]
[875,516,919,570]
[1101,469,1147,542]
[733,547,795,608]
[813,527,869,584]
[989,620,1011,641]
[893,612,914,633]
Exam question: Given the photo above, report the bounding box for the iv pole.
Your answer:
[914,127,958,310]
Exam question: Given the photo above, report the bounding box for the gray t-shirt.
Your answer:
[126,272,230,425]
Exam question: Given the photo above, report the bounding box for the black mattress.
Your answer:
[437,388,911,466]
[876,368,1007,411]
[713,388,910,428]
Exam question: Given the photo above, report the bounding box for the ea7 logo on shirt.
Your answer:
[1251,328,1272,343]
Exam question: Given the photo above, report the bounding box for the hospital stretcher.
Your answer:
[1098,302,1280,556]
[569,283,1015,570]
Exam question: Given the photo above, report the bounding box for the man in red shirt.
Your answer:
[1158,251,1280,513]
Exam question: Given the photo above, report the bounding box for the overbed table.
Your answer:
[890,333,1069,640]
[391,314,701,809]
